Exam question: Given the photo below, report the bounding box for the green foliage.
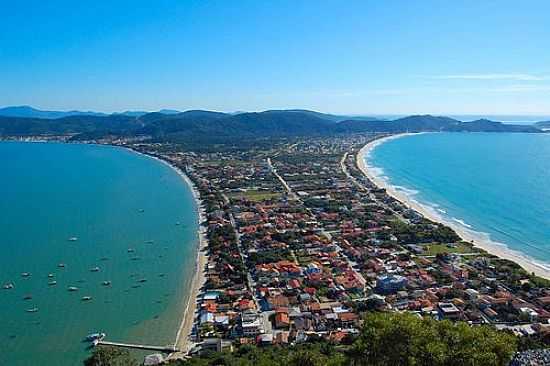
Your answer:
[83,347,138,366]
[348,312,517,366]
[176,343,346,366]
[85,314,518,366]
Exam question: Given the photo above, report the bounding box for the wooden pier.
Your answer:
[97,340,179,353]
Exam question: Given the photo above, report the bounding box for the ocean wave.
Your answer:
[452,217,473,229]
[361,134,550,276]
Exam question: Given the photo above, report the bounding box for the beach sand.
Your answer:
[122,148,208,357]
[357,134,550,280]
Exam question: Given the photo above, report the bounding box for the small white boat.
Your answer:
[26,307,39,313]
[58,263,66,268]
[68,237,78,242]
[3,283,14,290]
[102,281,111,286]
[81,296,92,301]
[48,273,54,278]
[127,248,135,253]
[138,278,147,283]
[86,332,106,341]
[68,286,79,292]
[21,272,31,278]
[90,267,100,272]
[48,280,57,286]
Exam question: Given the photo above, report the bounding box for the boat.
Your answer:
[3,283,15,290]
[58,263,66,268]
[145,240,154,244]
[175,221,181,226]
[90,267,100,272]
[21,272,31,278]
[48,273,54,278]
[68,286,79,292]
[68,237,78,242]
[102,281,111,286]
[23,294,32,300]
[48,280,57,286]
[85,332,106,342]
[81,296,92,301]
[127,248,135,253]
[138,278,147,283]
[26,307,39,313]
[138,208,145,213]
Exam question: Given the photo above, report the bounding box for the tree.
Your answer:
[83,347,138,366]
[347,312,517,366]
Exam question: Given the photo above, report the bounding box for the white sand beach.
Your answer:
[357,134,550,280]
[123,148,209,356]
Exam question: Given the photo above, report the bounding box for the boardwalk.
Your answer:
[97,340,179,353]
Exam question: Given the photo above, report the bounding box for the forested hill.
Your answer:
[0,109,543,142]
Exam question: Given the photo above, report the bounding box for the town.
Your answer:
[101,132,550,358]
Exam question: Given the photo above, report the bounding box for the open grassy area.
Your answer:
[423,242,479,256]
[228,190,282,202]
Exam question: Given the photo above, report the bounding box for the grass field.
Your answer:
[228,190,282,202]
[423,242,478,256]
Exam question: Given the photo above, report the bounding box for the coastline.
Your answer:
[120,147,208,356]
[356,134,550,280]
[4,140,206,355]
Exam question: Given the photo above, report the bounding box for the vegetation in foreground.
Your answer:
[84,312,518,366]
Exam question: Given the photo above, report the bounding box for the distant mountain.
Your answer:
[0,109,543,141]
[445,119,540,133]
[115,111,149,117]
[335,115,540,134]
[0,106,106,119]
[158,109,181,115]
[265,109,380,123]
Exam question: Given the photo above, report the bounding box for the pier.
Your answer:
[97,340,179,353]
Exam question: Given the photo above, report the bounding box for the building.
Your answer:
[437,302,461,320]
[375,274,408,294]
[241,310,263,337]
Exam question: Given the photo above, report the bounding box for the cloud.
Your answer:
[428,73,547,81]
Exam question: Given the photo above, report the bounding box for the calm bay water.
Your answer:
[366,133,550,267]
[0,142,198,365]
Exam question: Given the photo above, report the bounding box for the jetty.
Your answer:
[97,340,179,353]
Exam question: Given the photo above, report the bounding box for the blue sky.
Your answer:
[1,0,549,115]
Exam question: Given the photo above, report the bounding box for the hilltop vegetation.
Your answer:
[0,109,543,143]
[84,313,518,366]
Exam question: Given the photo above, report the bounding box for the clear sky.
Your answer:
[1,0,549,115]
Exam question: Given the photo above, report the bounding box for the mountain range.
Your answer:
[0,106,544,142]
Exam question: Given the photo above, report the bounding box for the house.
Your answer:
[437,302,461,320]
[375,274,408,294]
[275,311,290,329]
[241,310,262,337]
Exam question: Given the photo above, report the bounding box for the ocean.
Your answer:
[0,142,199,365]
[365,132,550,271]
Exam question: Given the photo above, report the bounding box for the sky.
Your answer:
[1,0,550,115]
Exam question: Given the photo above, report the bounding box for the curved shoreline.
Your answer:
[357,134,550,280]
[5,140,206,356]
[123,148,207,355]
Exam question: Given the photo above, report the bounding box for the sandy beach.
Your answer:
[169,165,208,356]
[357,134,550,280]
[122,148,208,356]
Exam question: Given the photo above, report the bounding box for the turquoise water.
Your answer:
[366,133,550,267]
[0,142,199,365]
